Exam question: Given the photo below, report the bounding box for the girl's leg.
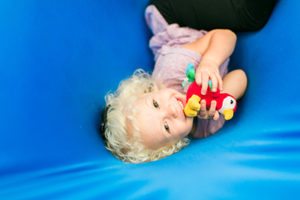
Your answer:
[222,69,247,99]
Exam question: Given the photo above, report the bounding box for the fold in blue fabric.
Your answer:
[0,0,299,199]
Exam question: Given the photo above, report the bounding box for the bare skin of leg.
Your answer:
[222,69,248,100]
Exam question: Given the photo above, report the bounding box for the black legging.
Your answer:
[149,0,278,32]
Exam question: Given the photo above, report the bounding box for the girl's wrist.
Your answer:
[198,56,220,70]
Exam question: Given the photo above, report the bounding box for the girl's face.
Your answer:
[134,88,193,149]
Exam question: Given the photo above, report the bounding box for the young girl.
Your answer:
[100,4,249,163]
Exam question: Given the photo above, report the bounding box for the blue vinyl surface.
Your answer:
[0,0,299,199]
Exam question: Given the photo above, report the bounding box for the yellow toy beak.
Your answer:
[223,109,234,120]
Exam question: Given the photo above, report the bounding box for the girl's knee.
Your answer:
[230,69,248,82]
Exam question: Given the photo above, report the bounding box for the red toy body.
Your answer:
[185,81,237,120]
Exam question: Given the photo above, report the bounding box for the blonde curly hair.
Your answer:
[102,69,190,163]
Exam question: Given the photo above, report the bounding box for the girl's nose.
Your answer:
[167,102,178,118]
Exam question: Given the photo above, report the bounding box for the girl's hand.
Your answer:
[183,29,236,95]
[198,100,220,120]
[195,59,223,95]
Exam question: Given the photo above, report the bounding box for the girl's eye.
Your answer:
[153,99,159,108]
[164,122,170,133]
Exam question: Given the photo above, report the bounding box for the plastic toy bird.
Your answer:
[182,63,237,120]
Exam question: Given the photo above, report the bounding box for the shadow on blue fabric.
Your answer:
[0,0,299,199]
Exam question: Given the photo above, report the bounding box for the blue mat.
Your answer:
[1,0,299,199]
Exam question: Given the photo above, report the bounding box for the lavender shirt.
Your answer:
[145,5,229,138]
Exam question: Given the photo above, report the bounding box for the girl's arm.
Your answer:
[182,29,237,95]
[182,29,239,120]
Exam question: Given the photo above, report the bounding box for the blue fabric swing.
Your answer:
[0,0,299,199]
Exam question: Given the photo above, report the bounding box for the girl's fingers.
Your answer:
[196,71,201,85]
[210,74,218,92]
[215,71,223,91]
[196,68,223,93]
[209,100,217,118]
[198,100,220,120]
[199,100,207,118]
[201,72,209,95]
[213,111,220,120]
